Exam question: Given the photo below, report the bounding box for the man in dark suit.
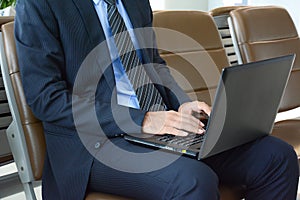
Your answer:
[15,0,299,199]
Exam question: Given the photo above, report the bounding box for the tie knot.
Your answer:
[104,0,116,5]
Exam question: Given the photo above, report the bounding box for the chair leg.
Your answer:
[23,182,37,200]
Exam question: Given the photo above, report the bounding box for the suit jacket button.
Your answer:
[94,142,101,149]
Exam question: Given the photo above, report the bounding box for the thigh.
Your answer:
[203,135,297,186]
[88,138,220,200]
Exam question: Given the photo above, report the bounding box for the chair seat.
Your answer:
[85,192,131,200]
[85,185,245,200]
[219,185,245,200]
[272,119,300,157]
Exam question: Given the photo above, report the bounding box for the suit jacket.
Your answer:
[15,0,190,199]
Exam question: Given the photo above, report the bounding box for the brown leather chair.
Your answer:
[1,21,47,200]
[210,6,248,66]
[228,6,300,159]
[153,10,245,200]
[153,10,229,106]
[0,16,15,168]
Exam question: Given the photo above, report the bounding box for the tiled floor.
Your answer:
[1,185,41,200]
[0,163,41,200]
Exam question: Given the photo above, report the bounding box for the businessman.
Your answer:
[15,0,299,199]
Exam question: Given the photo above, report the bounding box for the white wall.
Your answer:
[164,0,208,10]
[208,0,224,10]
[149,0,165,10]
[208,0,247,10]
[150,0,208,11]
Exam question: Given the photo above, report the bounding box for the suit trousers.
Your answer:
[87,136,299,200]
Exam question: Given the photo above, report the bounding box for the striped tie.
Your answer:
[104,0,166,111]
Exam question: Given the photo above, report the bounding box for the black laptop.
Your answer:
[124,54,295,160]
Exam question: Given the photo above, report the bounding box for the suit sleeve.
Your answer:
[15,0,74,129]
[15,0,147,136]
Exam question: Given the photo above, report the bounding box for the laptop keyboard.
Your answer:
[156,133,205,147]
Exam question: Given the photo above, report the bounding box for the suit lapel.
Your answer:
[72,0,105,45]
[122,0,140,29]
[72,0,115,92]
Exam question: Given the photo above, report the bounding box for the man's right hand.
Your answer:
[142,111,205,136]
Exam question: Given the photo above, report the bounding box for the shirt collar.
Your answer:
[93,0,101,5]
[93,0,121,5]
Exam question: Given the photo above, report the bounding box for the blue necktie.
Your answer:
[105,0,166,111]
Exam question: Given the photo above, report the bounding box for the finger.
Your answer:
[198,102,212,116]
[168,113,203,134]
[199,128,206,134]
[182,101,210,116]
[190,102,211,117]
[146,111,206,135]
[199,121,206,128]
[162,126,189,136]
[167,112,200,128]
[181,112,202,125]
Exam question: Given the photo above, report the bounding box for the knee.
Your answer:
[259,136,299,175]
[167,162,219,198]
[246,136,299,198]
[184,162,219,189]
[268,137,297,163]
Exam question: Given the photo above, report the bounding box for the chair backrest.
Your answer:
[153,10,230,105]
[228,6,300,112]
[210,6,247,17]
[0,16,16,167]
[0,21,45,199]
[210,6,247,66]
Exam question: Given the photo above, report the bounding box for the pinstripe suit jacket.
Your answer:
[15,0,190,199]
